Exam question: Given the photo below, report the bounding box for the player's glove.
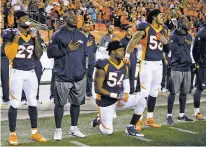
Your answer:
[28,27,38,38]
[119,93,129,102]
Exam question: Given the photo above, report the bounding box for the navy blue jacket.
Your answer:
[192,24,206,67]
[47,25,88,82]
[168,29,192,72]
[85,33,97,65]
[120,36,137,64]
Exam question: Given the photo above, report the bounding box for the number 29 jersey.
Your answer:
[95,58,128,107]
[2,28,35,71]
[137,22,168,61]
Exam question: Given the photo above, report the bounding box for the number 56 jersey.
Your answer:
[2,28,35,71]
[95,58,128,107]
[137,22,168,61]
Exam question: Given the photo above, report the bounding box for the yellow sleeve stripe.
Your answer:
[5,43,18,61]
[103,64,109,72]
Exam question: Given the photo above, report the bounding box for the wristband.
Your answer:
[110,93,118,98]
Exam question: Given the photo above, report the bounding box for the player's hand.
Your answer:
[68,40,80,51]
[87,40,93,47]
[164,59,168,65]
[29,27,38,38]
[123,57,130,64]
[119,93,129,102]
[156,32,168,45]
[13,30,21,43]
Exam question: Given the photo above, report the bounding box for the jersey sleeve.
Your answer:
[136,22,150,31]
[2,29,15,43]
[96,59,109,71]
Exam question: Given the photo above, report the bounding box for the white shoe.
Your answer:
[54,129,62,140]
[21,100,27,105]
[69,128,86,138]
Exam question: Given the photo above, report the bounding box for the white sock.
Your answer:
[32,129,37,134]
[56,128,62,131]
[179,113,184,117]
[167,114,172,117]
[194,108,200,115]
[140,115,143,120]
[70,126,77,130]
[147,112,153,118]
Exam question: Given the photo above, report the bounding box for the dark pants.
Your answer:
[135,71,141,92]
[129,61,137,93]
[86,64,95,97]
[38,8,45,24]
[1,57,10,102]
[50,69,55,99]
[161,61,168,89]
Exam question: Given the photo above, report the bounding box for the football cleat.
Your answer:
[8,133,18,146]
[177,115,193,122]
[30,132,47,143]
[136,120,143,132]
[194,113,204,120]
[125,125,144,137]
[69,128,86,138]
[91,116,100,128]
[145,118,161,128]
[166,116,174,125]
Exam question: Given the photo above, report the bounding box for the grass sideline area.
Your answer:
[1,102,206,146]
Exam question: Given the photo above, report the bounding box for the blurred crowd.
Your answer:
[1,0,206,34]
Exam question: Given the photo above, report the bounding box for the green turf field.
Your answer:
[1,102,206,146]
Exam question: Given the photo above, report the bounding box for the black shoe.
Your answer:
[177,115,193,122]
[91,116,100,128]
[166,116,174,125]
[135,89,140,93]
[129,90,134,94]
[125,125,144,137]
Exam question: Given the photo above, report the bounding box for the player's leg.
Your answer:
[50,69,55,102]
[34,59,43,103]
[93,104,115,135]
[24,70,46,143]
[145,61,162,128]
[178,71,193,122]
[53,81,69,140]
[138,61,153,129]
[166,70,182,124]
[8,69,24,146]
[193,67,205,120]
[1,57,10,104]
[86,63,95,99]
[129,61,137,94]
[69,77,87,138]
[117,94,145,136]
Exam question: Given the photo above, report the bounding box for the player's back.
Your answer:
[2,28,35,71]
[95,58,128,107]
[137,22,168,61]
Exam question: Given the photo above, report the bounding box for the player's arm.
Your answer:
[4,34,20,61]
[95,69,120,99]
[125,30,145,57]
[33,31,44,59]
[168,34,183,58]
[122,66,130,102]
[47,34,67,59]
[192,34,200,63]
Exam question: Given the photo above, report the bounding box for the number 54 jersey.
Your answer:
[95,58,128,107]
[137,22,168,61]
[2,28,35,71]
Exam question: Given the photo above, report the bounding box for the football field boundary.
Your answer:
[70,141,90,147]
[169,126,199,134]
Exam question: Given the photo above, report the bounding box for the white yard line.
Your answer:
[169,127,199,134]
[136,137,153,142]
[70,141,90,147]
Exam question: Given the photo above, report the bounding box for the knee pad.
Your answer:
[10,99,21,109]
[99,124,113,135]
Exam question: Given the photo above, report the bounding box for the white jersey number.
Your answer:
[107,72,124,87]
[149,36,163,51]
[16,45,34,59]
